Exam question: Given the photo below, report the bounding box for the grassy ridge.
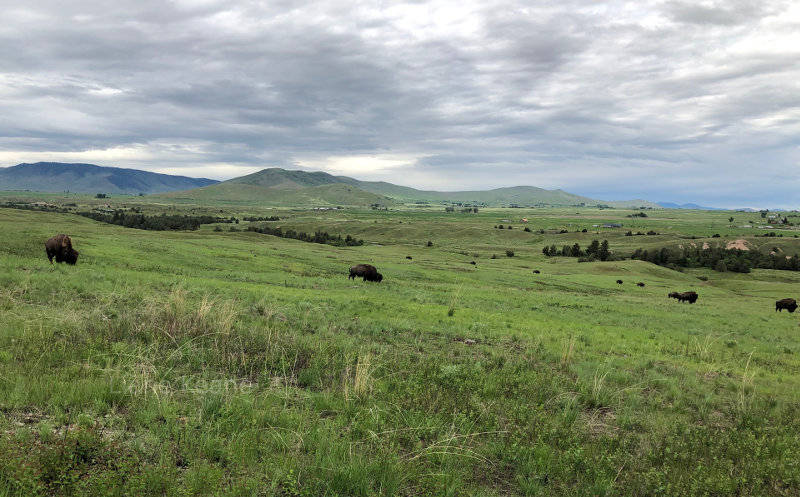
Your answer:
[1,206,799,496]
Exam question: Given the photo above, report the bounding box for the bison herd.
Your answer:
[40,234,797,316]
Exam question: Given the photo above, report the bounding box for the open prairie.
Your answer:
[1,201,799,496]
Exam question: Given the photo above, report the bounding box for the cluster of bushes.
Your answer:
[246,225,364,247]
[445,207,478,213]
[490,251,515,258]
[631,246,800,273]
[1,202,64,212]
[543,240,612,261]
[626,212,648,218]
[625,230,658,236]
[242,215,280,222]
[77,210,233,231]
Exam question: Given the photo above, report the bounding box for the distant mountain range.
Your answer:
[2,162,666,208]
[0,162,218,194]
[656,202,725,211]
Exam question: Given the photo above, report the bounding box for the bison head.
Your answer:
[63,249,79,265]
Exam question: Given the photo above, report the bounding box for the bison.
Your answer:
[349,264,383,282]
[405,256,413,260]
[45,234,79,265]
[776,298,798,313]
[616,279,623,284]
[636,282,645,287]
[470,261,477,265]
[669,291,698,304]
[532,269,540,274]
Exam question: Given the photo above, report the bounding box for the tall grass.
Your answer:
[737,351,757,418]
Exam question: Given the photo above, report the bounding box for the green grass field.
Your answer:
[1,201,799,496]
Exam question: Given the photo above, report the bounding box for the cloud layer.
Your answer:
[1,0,798,208]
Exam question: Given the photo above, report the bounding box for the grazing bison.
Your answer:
[45,234,79,265]
[405,256,413,260]
[616,279,623,284]
[776,298,798,313]
[669,291,698,304]
[470,261,477,265]
[533,269,540,274]
[349,264,383,282]
[636,282,645,287]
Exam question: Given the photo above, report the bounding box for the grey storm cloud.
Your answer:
[0,0,798,208]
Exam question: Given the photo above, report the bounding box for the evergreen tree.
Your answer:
[598,240,610,261]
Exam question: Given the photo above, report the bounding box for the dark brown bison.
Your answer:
[470,261,476,265]
[636,282,645,287]
[776,298,798,313]
[616,279,623,284]
[533,269,540,274]
[405,256,413,260]
[45,234,79,265]
[669,291,698,304]
[349,264,383,282]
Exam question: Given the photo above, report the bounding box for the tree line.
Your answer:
[631,246,800,273]
[543,240,612,261]
[76,210,234,231]
[246,225,364,247]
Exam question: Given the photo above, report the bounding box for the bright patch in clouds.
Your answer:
[298,154,424,177]
[0,146,154,165]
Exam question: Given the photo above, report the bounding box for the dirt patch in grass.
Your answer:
[726,239,750,250]
[582,407,618,437]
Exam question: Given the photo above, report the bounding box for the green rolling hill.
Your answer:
[164,167,660,208]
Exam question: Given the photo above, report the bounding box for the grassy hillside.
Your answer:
[157,183,398,208]
[174,167,661,208]
[1,205,799,496]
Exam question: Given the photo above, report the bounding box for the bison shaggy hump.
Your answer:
[349,264,383,282]
[669,291,698,304]
[45,234,79,265]
[776,298,798,313]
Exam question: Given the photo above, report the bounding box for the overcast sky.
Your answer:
[1,1,798,208]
